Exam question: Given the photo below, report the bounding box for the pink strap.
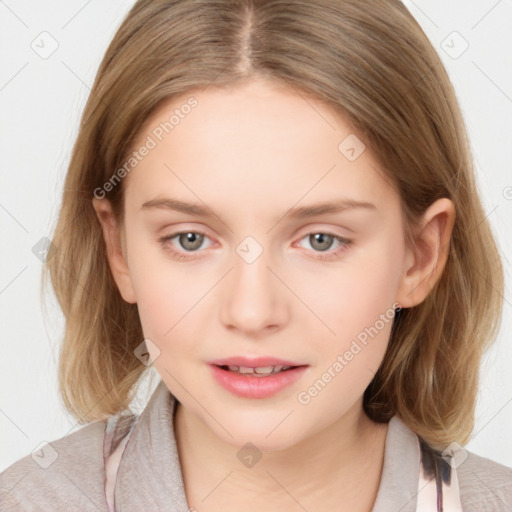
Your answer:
[103,414,138,512]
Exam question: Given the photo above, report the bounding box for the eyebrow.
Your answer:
[139,197,377,219]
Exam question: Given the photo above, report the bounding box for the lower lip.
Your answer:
[209,364,308,399]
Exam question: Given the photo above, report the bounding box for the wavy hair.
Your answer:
[43,0,504,449]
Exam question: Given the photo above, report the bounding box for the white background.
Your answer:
[1,0,511,473]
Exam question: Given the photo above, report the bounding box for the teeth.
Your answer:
[224,365,293,376]
[239,366,256,374]
[255,366,282,374]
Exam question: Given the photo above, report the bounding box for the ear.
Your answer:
[396,197,456,308]
[92,197,137,304]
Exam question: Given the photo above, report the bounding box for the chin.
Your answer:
[208,411,304,452]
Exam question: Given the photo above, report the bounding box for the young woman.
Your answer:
[1,0,510,510]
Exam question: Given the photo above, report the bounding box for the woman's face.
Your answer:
[117,78,409,450]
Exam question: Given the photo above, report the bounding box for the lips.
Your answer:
[208,356,309,398]
[208,356,306,368]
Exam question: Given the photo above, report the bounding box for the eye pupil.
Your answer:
[310,233,333,252]
[179,232,203,251]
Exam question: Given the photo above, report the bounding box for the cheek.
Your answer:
[295,236,402,417]
[125,233,196,340]
[306,229,404,349]
[134,272,199,343]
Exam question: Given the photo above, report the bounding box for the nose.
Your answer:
[219,247,289,337]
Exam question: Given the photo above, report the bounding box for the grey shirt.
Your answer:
[1,379,511,511]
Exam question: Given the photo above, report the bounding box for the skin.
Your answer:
[93,77,455,511]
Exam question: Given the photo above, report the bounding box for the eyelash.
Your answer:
[157,230,352,261]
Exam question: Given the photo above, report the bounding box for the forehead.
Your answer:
[122,78,396,218]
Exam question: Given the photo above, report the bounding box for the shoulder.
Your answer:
[0,420,108,511]
[457,449,512,512]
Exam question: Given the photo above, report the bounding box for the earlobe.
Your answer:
[396,198,455,308]
[92,197,137,304]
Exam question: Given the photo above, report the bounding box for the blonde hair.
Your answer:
[44,0,504,450]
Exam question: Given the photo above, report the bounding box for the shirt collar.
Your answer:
[371,414,420,512]
[115,379,420,511]
[115,379,188,511]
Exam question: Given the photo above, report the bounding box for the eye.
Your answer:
[158,230,212,260]
[295,232,352,260]
[158,229,352,261]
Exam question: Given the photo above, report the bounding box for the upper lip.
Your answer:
[209,356,307,368]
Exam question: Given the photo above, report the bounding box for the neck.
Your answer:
[173,399,389,512]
